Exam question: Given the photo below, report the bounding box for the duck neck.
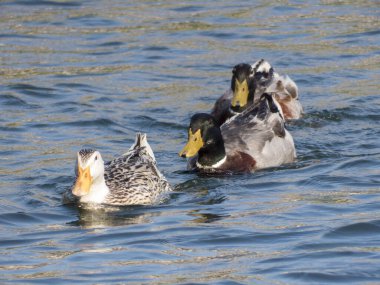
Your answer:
[80,175,110,204]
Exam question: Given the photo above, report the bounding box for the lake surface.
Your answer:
[1,0,379,284]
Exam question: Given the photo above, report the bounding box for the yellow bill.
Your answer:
[231,79,249,108]
[179,129,204,158]
[72,165,92,197]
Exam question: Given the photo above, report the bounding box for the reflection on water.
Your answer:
[0,0,380,284]
[188,210,228,224]
[70,206,156,228]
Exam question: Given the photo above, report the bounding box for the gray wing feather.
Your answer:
[221,95,285,155]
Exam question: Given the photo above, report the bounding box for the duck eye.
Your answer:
[94,155,98,161]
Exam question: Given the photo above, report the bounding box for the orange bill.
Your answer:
[72,165,92,197]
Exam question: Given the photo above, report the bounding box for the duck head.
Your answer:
[230,63,256,113]
[72,149,105,197]
[179,113,226,167]
[230,60,275,113]
[251,59,275,98]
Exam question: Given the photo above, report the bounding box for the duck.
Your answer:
[70,133,172,206]
[211,59,302,126]
[180,93,296,174]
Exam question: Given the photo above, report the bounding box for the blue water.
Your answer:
[1,1,380,284]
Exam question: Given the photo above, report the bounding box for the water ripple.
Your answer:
[0,1,380,284]
[5,0,81,7]
[325,221,380,238]
[7,83,57,98]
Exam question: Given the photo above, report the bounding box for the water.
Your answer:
[1,0,379,284]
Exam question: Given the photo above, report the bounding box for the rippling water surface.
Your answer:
[1,1,380,284]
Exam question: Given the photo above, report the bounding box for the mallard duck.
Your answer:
[180,93,296,173]
[71,133,172,206]
[211,59,302,126]
[211,63,256,126]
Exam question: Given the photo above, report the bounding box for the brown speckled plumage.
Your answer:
[102,143,171,206]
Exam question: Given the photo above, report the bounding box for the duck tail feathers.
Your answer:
[268,74,298,99]
[131,133,156,161]
[279,75,298,99]
[283,75,298,99]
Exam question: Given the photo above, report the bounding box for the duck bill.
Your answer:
[179,129,204,158]
[231,79,249,109]
[72,165,92,197]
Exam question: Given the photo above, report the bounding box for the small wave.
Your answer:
[170,5,203,12]
[0,94,40,109]
[283,271,379,283]
[98,41,125,47]
[0,212,43,226]
[142,46,170,52]
[131,115,184,131]
[332,29,380,39]
[10,0,81,7]
[29,118,120,129]
[68,15,118,26]
[324,220,380,238]
[7,83,57,99]
[200,31,237,39]
[0,33,40,39]
[54,82,97,92]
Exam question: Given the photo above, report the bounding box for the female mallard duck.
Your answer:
[180,93,296,173]
[211,59,302,126]
[71,133,172,206]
